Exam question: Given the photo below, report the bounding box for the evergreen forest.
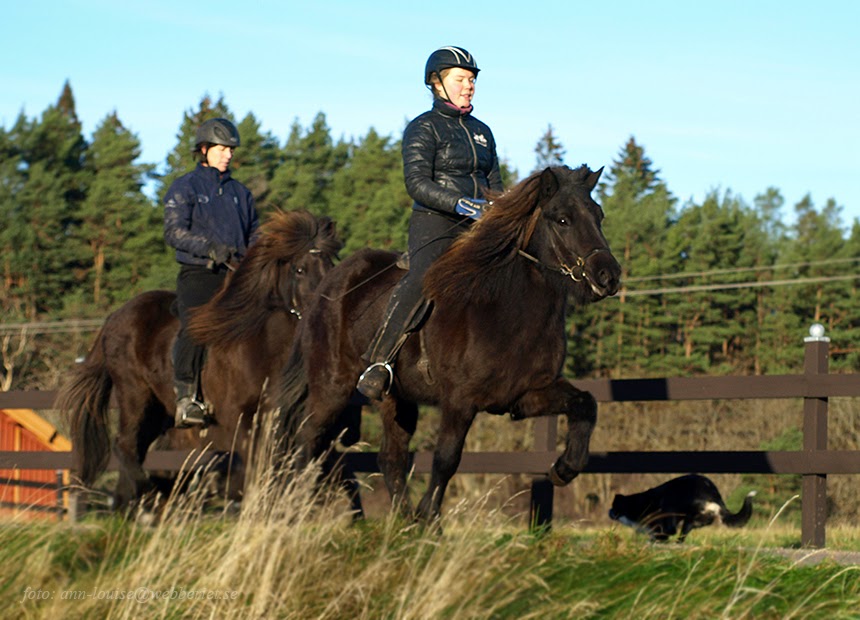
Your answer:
[2,82,859,391]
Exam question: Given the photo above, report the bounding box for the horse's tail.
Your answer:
[722,490,757,528]
[55,331,113,485]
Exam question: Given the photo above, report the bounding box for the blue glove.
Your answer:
[455,197,488,220]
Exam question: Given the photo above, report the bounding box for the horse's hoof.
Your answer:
[549,461,579,487]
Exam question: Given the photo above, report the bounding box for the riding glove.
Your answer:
[455,197,488,220]
[208,243,237,267]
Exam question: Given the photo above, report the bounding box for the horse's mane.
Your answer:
[188,209,341,346]
[423,165,594,308]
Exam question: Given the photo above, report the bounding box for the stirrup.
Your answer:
[356,362,394,400]
[175,396,211,428]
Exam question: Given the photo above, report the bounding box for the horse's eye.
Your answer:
[557,217,570,227]
[296,267,304,275]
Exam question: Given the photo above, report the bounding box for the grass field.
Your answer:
[4,451,860,620]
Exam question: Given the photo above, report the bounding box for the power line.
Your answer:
[624,256,860,283]
[617,274,859,297]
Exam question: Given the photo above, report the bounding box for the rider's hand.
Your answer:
[208,243,237,266]
[455,197,488,221]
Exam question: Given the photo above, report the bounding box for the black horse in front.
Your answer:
[279,165,621,522]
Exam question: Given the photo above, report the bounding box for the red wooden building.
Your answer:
[0,408,70,519]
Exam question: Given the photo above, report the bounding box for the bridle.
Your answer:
[517,211,611,288]
[285,248,323,320]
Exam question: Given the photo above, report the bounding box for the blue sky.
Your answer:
[3,1,859,227]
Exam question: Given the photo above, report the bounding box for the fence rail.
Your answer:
[0,471,66,518]
[2,326,859,547]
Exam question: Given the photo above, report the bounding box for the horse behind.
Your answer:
[56,209,342,509]
[279,165,622,522]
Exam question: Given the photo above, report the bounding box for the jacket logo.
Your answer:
[197,194,210,204]
[473,132,488,148]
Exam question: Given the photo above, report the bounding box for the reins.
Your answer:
[318,217,471,303]
[518,221,610,286]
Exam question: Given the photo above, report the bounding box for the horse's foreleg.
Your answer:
[416,406,477,523]
[511,379,597,486]
[314,407,365,520]
[294,388,355,486]
[378,397,418,518]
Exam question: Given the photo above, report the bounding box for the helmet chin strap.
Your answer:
[430,74,471,113]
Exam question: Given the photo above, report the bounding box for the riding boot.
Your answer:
[356,298,411,401]
[173,380,208,428]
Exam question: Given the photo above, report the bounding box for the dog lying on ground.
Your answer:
[609,474,756,542]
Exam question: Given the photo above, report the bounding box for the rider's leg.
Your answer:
[356,211,467,400]
[173,264,225,427]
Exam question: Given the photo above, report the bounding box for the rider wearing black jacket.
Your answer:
[404,97,502,218]
[356,46,503,400]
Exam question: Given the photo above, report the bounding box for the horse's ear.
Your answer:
[538,167,560,202]
[318,216,334,236]
[585,166,604,192]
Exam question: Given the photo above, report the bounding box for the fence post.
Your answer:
[801,323,829,548]
[55,469,64,521]
[529,416,558,531]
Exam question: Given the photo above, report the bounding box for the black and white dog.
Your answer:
[609,474,756,542]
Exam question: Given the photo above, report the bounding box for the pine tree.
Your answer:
[837,221,860,370]
[764,195,851,371]
[74,112,158,310]
[328,129,410,254]
[232,112,281,215]
[571,137,676,378]
[498,156,518,188]
[268,112,349,215]
[0,119,28,318]
[662,191,764,374]
[533,124,566,172]
[5,82,88,316]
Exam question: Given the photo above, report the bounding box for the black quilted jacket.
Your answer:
[402,98,503,217]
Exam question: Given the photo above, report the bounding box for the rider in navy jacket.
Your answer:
[163,118,259,427]
[164,163,258,266]
[356,46,503,401]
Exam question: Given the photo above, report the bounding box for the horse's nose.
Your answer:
[596,267,620,296]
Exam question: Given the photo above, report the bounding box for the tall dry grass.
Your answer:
[4,417,860,618]
[3,413,555,619]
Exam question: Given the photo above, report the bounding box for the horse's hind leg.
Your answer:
[511,379,597,486]
[378,396,418,518]
[113,391,169,510]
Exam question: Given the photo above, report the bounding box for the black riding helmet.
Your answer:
[424,46,480,85]
[194,118,241,149]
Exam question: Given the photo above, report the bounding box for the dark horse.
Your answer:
[279,165,621,521]
[56,209,342,509]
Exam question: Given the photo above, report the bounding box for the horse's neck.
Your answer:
[475,265,567,334]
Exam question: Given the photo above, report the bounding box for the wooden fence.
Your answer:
[0,471,66,518]
[1,325,859,547]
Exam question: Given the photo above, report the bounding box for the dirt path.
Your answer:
[754,547,860,567]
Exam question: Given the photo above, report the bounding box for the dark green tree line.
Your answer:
[1,82,858,383]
